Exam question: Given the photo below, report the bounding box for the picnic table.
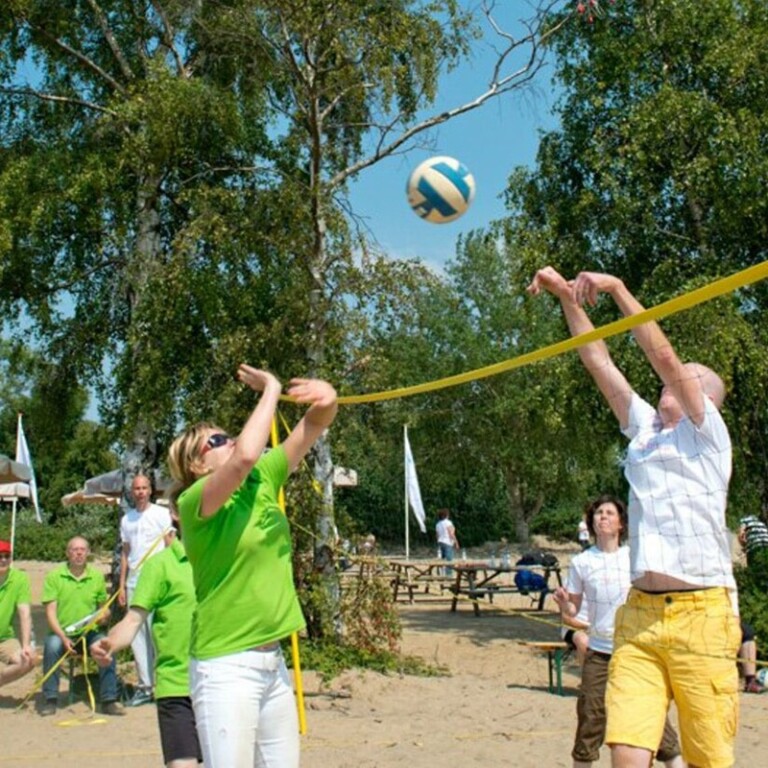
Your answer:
[388,559,454,603]
[449,560,562,616]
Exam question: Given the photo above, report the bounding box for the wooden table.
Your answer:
[449,561,562,616]
[389,559,453,603]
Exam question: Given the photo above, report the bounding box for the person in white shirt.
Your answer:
[118,473,171,706]
[555,496,683,767]
[529,268,739,768]
[435,509,459,562]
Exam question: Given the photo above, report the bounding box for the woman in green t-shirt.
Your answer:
[168,365,337,768]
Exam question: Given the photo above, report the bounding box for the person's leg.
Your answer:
[606,592,670,767]
[127,584,155,695]
[571,651,610,766]
[0,638,34,686]
[156,696,202,768]
[192,648,297,768]
[41,634,65,703]
[665,589,740,768]
[573,631,590,667]
[655,714,683,766]
[88,631,119,704]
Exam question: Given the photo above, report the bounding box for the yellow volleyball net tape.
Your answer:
[280,261,768,406]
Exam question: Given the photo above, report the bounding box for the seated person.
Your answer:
[740,621,765,694]
[561,597,590,666]
[0,539,35,688]
[41,536,123,717]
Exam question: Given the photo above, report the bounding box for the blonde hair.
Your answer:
[166,421,220,507]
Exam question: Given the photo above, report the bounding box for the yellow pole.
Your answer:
[271,417,307,735]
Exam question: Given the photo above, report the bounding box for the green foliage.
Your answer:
[0,504,117,561]
[286,638,446,684]
[734,564,768,659]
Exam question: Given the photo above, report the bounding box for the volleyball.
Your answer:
[406,156,476,224]
[757,668,768,686]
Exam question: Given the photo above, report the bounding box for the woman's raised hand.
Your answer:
[287,378,337,408]
[237,365,281,393]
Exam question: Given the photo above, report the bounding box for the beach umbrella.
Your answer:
[0,454,30,485]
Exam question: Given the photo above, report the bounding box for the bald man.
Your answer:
[529,269,739,768]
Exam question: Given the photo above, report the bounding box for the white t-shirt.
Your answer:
[120,502,172,589]
[622,393,735,590]
[560,596,590,640]
[578,520,590,543]
[566,546,631,654]
[435,519,455,546]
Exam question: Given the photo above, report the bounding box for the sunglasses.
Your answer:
[0,553,11,560]
[201,433,232,455]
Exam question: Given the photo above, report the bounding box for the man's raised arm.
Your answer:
[570,271,709,425]
[527,266,633,427]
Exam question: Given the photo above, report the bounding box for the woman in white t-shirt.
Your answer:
[554,496,683,768]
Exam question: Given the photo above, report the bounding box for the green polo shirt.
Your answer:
[0,568,32,641]
[180,445,305,660]
[130,538,195,698]
[42,564,107,631]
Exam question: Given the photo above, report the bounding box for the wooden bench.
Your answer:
[519,641,570,696]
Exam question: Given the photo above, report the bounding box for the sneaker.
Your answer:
[125,689,153,707]
[40,700,57,717]
[745,679,766,694]
[102,700,125,716]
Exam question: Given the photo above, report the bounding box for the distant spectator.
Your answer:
[0,540,35,689]
[436,509,459,562]
[577,517,590,551]
[41,536,123,717]
[739,621,765,695]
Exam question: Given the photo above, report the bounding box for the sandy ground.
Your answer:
[2,555,766,767]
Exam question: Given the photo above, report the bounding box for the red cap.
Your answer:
[0,540,11,555]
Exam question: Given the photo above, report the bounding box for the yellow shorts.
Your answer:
[606,587,740,768]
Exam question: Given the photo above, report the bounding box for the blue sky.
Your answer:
[348,5,562,272]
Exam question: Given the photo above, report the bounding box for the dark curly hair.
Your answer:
[585,494,628,543]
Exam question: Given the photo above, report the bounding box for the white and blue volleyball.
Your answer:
[406,156,476,224]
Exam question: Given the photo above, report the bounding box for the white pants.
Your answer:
[127,582,154,691]
[190,648,299,768]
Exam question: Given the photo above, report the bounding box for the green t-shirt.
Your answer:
[179,445,305,660]
[0,568,32,641]
[42,564,107,631]
[130,538,195,698]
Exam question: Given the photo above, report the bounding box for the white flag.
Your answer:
[404,432,427,533]
[16,415,42,523]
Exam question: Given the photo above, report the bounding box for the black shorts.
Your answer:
[563,629,577,649]
[741,621,755,644]
[156,696,202,764]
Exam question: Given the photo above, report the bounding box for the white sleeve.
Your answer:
[621,393,657,440]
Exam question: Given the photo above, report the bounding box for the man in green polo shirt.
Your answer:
[0,539,35,689]
[41,536,123,717]
[92,522,201,767]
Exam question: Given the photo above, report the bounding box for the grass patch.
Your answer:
[285,639,448,683]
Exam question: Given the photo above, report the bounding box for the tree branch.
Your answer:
[23,18,127,96]
[149,0,188,77]
[0,87,117,116]
[329,0,570,187]
[85,0,135,81]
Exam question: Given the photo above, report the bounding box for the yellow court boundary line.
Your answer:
[278,260,768,405]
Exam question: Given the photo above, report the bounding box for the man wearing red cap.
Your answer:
[0,539,35,688]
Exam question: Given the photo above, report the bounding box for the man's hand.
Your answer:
[527,266,572,300]
[117,588,127,608]
[90,637,113,667]
[570,271,622,307]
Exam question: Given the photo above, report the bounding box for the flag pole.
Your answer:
[404,425,410,560]
[10,498,17,558]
